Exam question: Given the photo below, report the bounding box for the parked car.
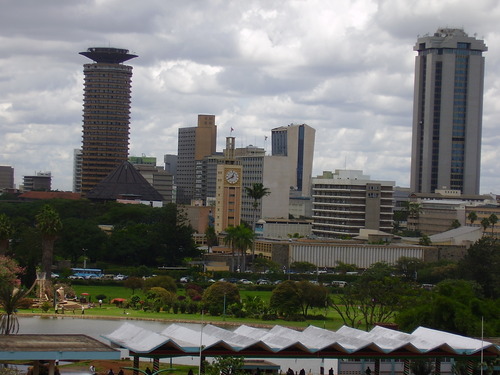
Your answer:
[238,279,253,285]
[113,274,127,281]
[51,273,60,279]
[180,276,192,283]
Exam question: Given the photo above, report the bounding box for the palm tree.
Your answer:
[0,214,13,255]
[223,224,254,272]
[467,211,478,225]
[244,183,270,269]
[0,283,30,335]
[489,213,498,235]
[480,217,490,235]
[35,205,62,279]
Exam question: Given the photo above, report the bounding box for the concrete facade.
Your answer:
[410,28,487,195]
[176,115,217,204]
[0,166,14,190]
[312,170,394,238]
[79,47,137,194]
[271,123,315,196]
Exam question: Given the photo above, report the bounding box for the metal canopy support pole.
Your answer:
[435,358,441,375]
[134,356,140,375]
[374,359,380,375]
[403,359,410,375]
[153,358,160,373]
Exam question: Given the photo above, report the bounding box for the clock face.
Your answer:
[225,169,239,184]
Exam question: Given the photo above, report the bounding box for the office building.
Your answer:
[23,172,52,192]
[410,28,487,195]
[129,156,174,204]
[311,170,394,238]
[79,47,137,194]
[0,166,14,190]
[73,149,82,193]
[176,115,217,204]
[271,123,315,196]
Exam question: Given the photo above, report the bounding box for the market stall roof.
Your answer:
[0,334,120,361]
[103,323,499,359]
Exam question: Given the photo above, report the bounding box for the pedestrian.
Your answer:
[300,369,306,375]
[118,369,124,375]
[307,370,312,375]
[81,305,85,315]
[365,367,371,375]
[99,299,103,308]
[329,368,334,375]
[90,365,96,374]
[188,369,194,375]
[145,367,152,375]
[108,369,114,375]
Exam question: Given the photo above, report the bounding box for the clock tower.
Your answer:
[215,137,243,233]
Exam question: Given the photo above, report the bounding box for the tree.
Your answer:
[143,275,177,294]
[204,356,244,375]
[331,263,413,330]
[35,205,62,278]
[419,234,432,246]
[269,280,301,317]
[458,237,499,298]
[202,281,240,316]
[244,183,270,270]
[488,213,498,235]
[396,279,498,336]
[406,202,422,233]
[481,217,490,234]
[451,219,461,229]
[124,277,144,294]
[467,211,478,225]
[223,224,254,272]
[0,283,30,335]
[205,225,218,251]
[0,214,13,255]
[296,280,328,316]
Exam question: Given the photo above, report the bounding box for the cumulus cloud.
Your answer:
[0,0,498,194]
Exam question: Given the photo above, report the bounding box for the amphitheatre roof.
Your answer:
[103,323,499,359]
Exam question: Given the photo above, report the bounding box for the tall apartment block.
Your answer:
[0,166,14,190]
[271,123,315,196]
[410,28,487,195]
[176,115,217,204]
[79,47,137,194]
[311,170,394,238]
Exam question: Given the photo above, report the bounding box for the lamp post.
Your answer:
[223,293,226,321]
[83,248,87,269]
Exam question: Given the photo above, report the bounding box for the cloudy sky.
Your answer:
[0,0,499,194]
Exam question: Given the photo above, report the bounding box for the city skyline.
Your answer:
[0,2,499,194]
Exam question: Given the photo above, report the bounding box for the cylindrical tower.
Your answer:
[79,47,137,194]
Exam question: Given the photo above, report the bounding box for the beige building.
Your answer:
[215,137,243,233]
[465,204,500,238]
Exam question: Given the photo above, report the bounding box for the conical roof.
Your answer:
[86,161,163,202]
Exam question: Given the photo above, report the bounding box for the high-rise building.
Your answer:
[73,149,82,193]
[271,123,315,196]
[311,170,394,238]
[79,47,137,194]
[410,28,487,195]
[176,114,217,204]
[0,166,14,190]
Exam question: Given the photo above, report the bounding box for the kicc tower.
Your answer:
[79,47,137,194]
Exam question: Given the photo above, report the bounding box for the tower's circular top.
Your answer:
[79,47,138,63]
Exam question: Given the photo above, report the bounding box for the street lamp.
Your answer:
[83,248,87,269]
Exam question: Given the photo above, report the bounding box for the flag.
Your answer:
[265,136,268,141]
[230,127,234,132]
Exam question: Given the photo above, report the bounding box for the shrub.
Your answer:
[40,302,51,313]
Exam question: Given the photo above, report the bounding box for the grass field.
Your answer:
[23,284,346,330]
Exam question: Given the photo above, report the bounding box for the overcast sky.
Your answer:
[1,0,499,194]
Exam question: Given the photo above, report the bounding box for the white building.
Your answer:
[312,170,394,238]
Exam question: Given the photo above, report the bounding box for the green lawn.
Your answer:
[30,284,346,330]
